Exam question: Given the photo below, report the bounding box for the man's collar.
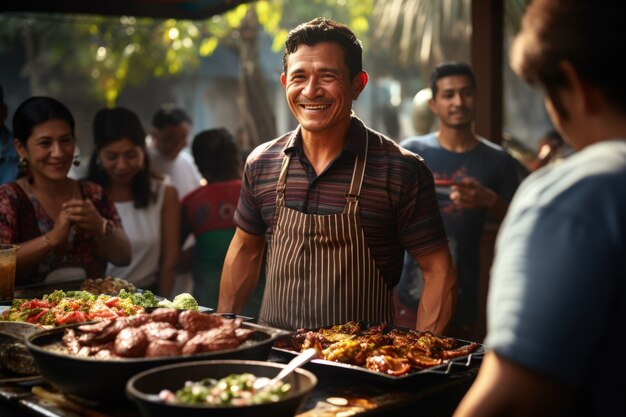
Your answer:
[283,117,367,159]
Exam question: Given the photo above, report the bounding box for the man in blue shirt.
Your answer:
[398,62,520,340]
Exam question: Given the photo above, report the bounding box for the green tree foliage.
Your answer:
[0,1,372,107]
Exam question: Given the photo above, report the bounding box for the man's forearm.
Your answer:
[217,230,265,313]
[414,247,457,334]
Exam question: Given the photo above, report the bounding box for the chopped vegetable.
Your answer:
[118,289,160,309]
[157,293,199,311]
[159,373,291,407]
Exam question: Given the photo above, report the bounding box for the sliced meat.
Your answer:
[145,340,183,358]
[175,330,191,345]
[149,308,180,325]
[62,328,81,355]
[182,327,240,355]
[77,319,114,333]
[139,321,178,342]
[178,310,223,333]
[114,327,148,357]
[234,327,255,342]
[94,314,150,343]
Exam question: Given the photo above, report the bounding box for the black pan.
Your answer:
[25,320,288,404]
[126,359,317,417]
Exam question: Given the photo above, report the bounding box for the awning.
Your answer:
[0,0,255,20]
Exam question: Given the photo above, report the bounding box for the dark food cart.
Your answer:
[1,283,482,417]
[1,353,480,417]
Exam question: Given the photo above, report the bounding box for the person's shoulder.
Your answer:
[180,184,205,205]
[78,179,104,195]
[245,131,291,165]
[365,128,429,175]
[476,137,518,163]
[0,182,20,198]
[477,137,510,154]
[400,132,439,152]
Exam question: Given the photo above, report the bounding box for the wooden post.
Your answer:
[471,0,503,145]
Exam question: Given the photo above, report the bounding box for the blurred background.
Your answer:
[0,0,544,166]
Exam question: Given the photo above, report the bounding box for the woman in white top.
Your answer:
[86,107,180,295]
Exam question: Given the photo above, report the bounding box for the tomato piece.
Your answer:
[21,299,55,310]
[26,309,48,324]
[55,310,90,325]
[104,297,120,308]
[88,305,118,320]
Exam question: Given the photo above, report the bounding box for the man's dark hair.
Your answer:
[0,84,4,102]
[152,106,192,129]
[430,62,477,97]
[282,17,363,80]
[191,128,241,182]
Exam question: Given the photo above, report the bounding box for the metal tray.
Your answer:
[272,323,485,385]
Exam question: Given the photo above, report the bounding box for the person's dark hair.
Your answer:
[430,61,477,97]
[511,0,626,118]
[283,17,363,80]
[12,96,75,147]
[191,128,241,182]
[0,84,4,102]
[152,106,192,129]
[87,107,154,209]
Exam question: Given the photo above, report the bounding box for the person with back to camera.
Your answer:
[0,96,130,285]
[217,17,457,333]
[454,1,626,416]
[397,62,520,340]
[87,107,180,296]
[181,128,264,315]
[0,84,19,185]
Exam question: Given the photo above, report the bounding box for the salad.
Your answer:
[159,373,291,407]
[1,290,147,326]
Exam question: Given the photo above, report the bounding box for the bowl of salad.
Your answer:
[126,359,317,417]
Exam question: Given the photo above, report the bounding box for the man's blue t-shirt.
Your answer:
[399,133,520,325]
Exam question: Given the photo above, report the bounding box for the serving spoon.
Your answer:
[254,347,319,391]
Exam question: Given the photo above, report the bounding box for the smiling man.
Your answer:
[217,17,457,332]
[396,62,520,340]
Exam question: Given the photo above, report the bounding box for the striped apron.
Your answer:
[259,129,394,330]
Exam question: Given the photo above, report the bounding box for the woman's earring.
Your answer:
[18,157,28,173]
[18,157,33,183]
[73,155,81,167]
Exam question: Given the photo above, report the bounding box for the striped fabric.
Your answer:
[235,117,447,287]
[260,133,393,329]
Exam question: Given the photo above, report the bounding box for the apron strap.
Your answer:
[276,128,299,208]
[344,129,368,215]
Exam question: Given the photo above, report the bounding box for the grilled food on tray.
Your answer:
[81,276,136,295]
[59,308,254,359]
[275,321,479,376]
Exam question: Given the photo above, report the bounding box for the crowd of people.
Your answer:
[1,1,624,414]
[0,95,246,310]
